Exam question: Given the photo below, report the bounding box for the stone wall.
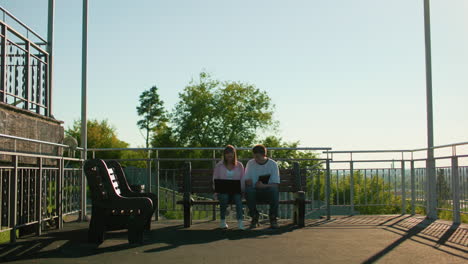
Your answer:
[0,103,65,164]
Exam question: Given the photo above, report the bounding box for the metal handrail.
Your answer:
[88,146,332,152]
[325,141,468,154]
[0,6,47,44]
[0,133,68,148]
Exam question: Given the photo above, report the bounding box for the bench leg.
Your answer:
[183,196,192,228]
[128,215,145,244]
[88,208,105,244]
[294,191,306,228]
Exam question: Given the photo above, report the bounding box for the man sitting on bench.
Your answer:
[244,145,280,229]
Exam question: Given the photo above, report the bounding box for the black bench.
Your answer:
[84,159,156,244]
[176,162,309,228]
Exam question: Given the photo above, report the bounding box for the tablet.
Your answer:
[258,174,270,184]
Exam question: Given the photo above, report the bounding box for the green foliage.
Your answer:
[436,169,451,203]
[65,119,131,160]
[136,86,167,149]
[172,72,276,147]
[262,136,321,169]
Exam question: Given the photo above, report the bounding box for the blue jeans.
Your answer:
[218,193,243,220]
[245,185,279,219]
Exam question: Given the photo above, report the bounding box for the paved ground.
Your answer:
[0,215,466,264]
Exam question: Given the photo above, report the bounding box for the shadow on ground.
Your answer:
[0,220,298,262]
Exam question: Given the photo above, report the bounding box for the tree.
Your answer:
[172,72,276,147]
[65,119,129,160]
[136,86,167,149]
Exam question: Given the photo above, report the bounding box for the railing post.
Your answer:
[401,160,406,214]
[146,150,151,193]
[349,161,354,215]
[10,155,18,243]
[24,41,30,110]
[36,157,42,236]
[1,23,7,103]
[80,152,87,221]
[326,159,331,220]
[212,150,216,221]
[451,156,461,224]
[47,0,55,116]
[410,160,415,215]
[154,150,160,221]
[426,157,437,219]
[183,162,192,227]
[57,158,64,229]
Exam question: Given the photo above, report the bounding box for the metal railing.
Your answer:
[0,6,50,116]
[2,135,467,244]
[324,142,468,224]
[0,134,84,243]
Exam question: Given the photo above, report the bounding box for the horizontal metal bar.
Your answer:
[330,159,406,163]
[63,210,81,216]
[0,133,70,148]
[63,157,84,162]
[89,146,331,151]
[0,228,13,233]
[413,141,468,151]
[325,150,412,154]
[0,7,48,43]
[0,151,66,159]
[14,221,39,229]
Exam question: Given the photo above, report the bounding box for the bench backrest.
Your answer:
[84,159,122,202]
[175,162,305,194]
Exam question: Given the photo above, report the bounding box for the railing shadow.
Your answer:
[361,217,436,264]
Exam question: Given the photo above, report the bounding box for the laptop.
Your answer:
[258,174,270,184]
[214,179,241,194]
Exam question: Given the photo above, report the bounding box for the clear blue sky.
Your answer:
[2,0,467,150]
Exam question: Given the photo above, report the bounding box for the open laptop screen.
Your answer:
[214,179,241,194]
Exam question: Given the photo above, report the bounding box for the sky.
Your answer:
[1,0,467,151]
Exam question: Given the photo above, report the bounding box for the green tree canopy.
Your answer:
[136,85,167,149]
[65,119,129,159]
[172,72,276,147]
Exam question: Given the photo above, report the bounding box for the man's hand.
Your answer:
[255,180,265,189]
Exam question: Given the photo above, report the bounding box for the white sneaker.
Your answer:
[220,219,228,229]
[237,220,246,230]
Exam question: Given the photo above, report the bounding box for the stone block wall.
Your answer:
[0,103,65,164]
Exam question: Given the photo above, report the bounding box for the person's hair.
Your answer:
[252,144,267,156]
[223,145,237,166]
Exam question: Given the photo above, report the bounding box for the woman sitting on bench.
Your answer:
[213,145,246,230]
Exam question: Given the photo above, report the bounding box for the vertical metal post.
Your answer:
[57,158,64,229]
[47,0,55,116]
[212,150,216,221]
[451,156,461,224]
[1,23,6,103]
[410,160,416,215]
[36,157,42,235]
[80,0,88,222]
[154,150,159,221]
[10,155,18,243]
[146,150,151,192]
[401,160,406,214]
[24,41,30,110]
[423,0,437,220]
[325,159,331,220]
[349,160,354,215]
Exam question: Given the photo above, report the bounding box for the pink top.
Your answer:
[212,161,245,191]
